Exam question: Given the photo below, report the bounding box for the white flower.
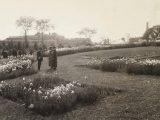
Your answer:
[12,67,16,71]
[57,95,61,99]
[28,104,34,109]
[33,90,35,92]
[44,96,48,100]
[29,83,33,86]
[23,87,27,90]
[22,77,25,81]
[28,88,31,91]
[73,81,76,84]
[71,90,75,94]
[38,90,42,94]
[77,83,81,86]
[39,86,42,89]
[46,91,49,95]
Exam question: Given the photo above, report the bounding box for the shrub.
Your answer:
[101,60,118,72]
[155,42,160,46]
[0,75,120,116]
[87,57,127,72]
[0,67,37,81]
[126,63,145,75]
[153,64,160,75]
[86,57,160,76]
[32,76,67,89]
[42,42,160,57]
[43,46,111,57]
[141,41,149,47]
[76,86,98,104]
[126,59,160,75]
[99,59,126,72]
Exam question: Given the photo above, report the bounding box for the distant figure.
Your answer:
[17,50,22,56]
[12,48,17,57]
[30,50,33,55]
[37,48,43,70]
[8,49,12,56]
[2,49,8,58]
[49,46,57,70]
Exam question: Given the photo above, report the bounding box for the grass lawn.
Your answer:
[83,46,160,59]
[1,46,160,120]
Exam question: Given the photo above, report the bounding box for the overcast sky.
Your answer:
[0,0,159,42]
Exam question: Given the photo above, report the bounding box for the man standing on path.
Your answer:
[37,48,43,70]
[49,46,57,70]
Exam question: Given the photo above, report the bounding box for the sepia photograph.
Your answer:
[0,0,160,119]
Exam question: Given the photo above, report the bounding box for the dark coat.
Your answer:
[37,50,43,61]
[12,49,17,57]
[49,49,57,68]
[2,49,8,58]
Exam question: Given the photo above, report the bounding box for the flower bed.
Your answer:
[0,54,37,80]
[126,59,160,75]
[0,75,121,116]
[101,58,128,72]
[86,57,160,76]
[87,57,128,72]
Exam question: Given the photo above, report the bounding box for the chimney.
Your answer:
[146,22,149,30]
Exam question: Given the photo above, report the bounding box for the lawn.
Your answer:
[1,46,160,120]
[83,46,160,59]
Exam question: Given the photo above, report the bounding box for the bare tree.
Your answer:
[16,16,35,48]
[121,37,126,42]
[100,36,110,45]
[35,19,54,45]
[77,27,97,40]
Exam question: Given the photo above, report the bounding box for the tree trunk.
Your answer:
[24,30,29,48]
[41,32,44,44]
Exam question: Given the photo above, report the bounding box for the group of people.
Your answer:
[37,46,57,71]
[2,48,22,58]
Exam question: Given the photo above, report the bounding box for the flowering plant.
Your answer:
[87,56,160,75]
[0,54,34,74]
[0,75,108,116]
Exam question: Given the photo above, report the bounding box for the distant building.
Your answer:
[4,33,93,48]
[128,37,143,43]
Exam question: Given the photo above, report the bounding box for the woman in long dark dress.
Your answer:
[49,46,57,70]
